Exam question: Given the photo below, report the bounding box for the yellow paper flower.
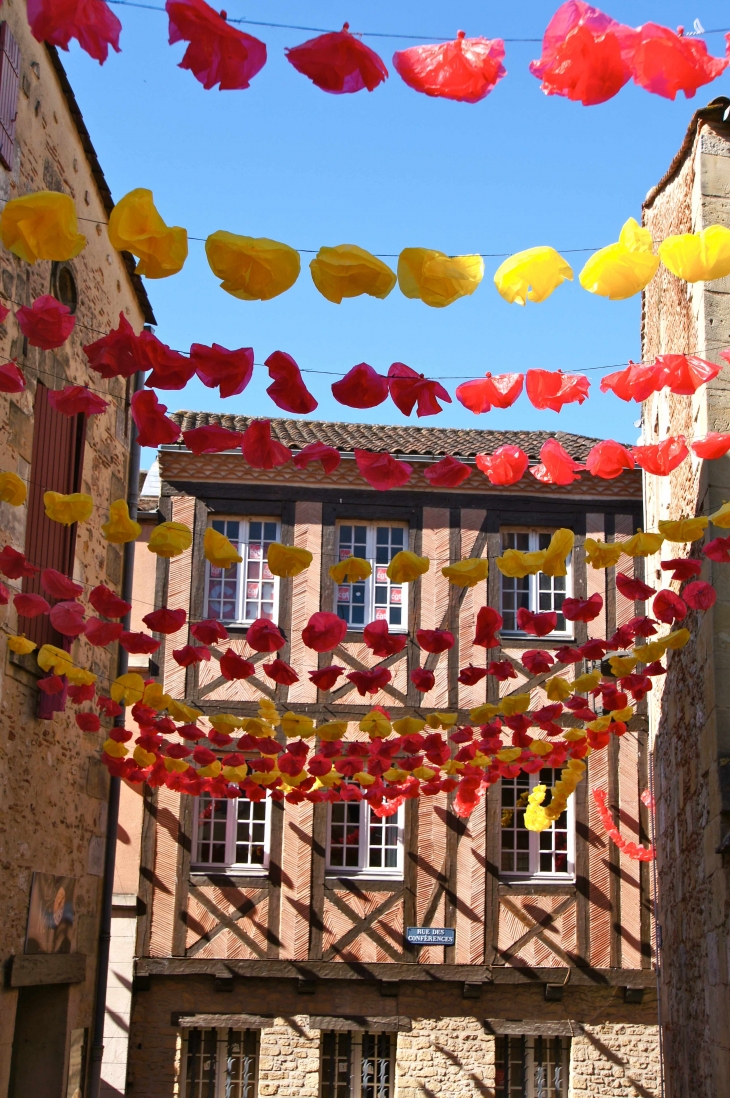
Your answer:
[329,556,372,583]
[103,738,129,759]
[496,548,546,579]
[611,705,634,722]
[143,682,167,710]
[164,697,203,723]
[633,640,667,664]
[314,769,342,788]
[0,472,26,506]
[134,745,157,768]
[584,538,623,569]
[426,712,458,729]
[267,543,312,578]
[221,762,248,782]
[317,720,348,741]
[205,230,300,300]
[204,527,243,569]
[102,499,142,544]
[355,771,376,786]
[442,557,489,587]
[359,710,393,738]
[443,759,464,775]
[470,703,501,723]
[242,717,277,739]
[281,711,316,739]
[209,713,245,736]
[167,757,191,774]
[586,715,612,733]
[529,738,553,757]
[562,727,588,742]
[111,672,146,706]
[658,224,730,283]
[310,244,396,303]
[384,766,409,783]
[572,670,601,692]
[500,693,531,716]
[37,643,74,676]
[197,760,222,779]
[108,188,188,279]
[664,628,690,650]
[524,784,552,831]
[392,716,426,735]
[66,667,96,686]
[44,491,93,526]
[545,675,573,702]
[398,248,484,308]
[710,501,730,529]
[148,521,192,558]
[622,529,664,557]
[608,655,638,677]
[412,765,436,781]
[7,634,36,654]
[387,550,429,583]
[0,191,86,263]
[541,529,575,577]
[579,218,659,300]
[658,517,708,543]
[494,246,573,305]
[496,746,522,763]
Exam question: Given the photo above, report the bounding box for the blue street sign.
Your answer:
[405,927,455,946]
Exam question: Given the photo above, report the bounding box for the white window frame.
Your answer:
[320,1030,395,1098]
[499,527,573,639]
[191,793,272,874]
[325,799,405,879]
[499,770,575,883]
[496,1034,570,1098]
[333,522,409,633]
[204,516,281,626]
[181,1026,259,1098]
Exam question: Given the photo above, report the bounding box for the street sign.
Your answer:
[405,927,455,946]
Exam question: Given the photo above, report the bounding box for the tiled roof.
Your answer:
[169,412,612,462]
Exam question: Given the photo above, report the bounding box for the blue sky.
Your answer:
[61,1,730,466]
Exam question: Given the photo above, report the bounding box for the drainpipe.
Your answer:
[88,368,143,1097]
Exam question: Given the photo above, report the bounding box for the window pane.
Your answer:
[195,794,229,866]
[235,797,267,865]
[329,803,362,869]
[367,807,400,871]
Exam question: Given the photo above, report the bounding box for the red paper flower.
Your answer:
[355,449,413,491]
[84,313,139,379]
[246,617,286,652]
[474,606,503,648]
[97,695,123,717]
[191,619,229,645]
[219,649,255,680]
[530,438,585,485]
[130,390,181,447]
[487,659,517,679]
[692,432,730,460]
[658,353,721,395]
[0,546,39,579]
[475,445,529,486]
[660,558,701,582]
[393,31,506,102]
[580,639,607,659]
[68,683,96,703]
[600,360,667,402]
[631,23,728,100]
[293,441,341,474]
[346,667,392,696]
[332,362,389,408]
[84,618,124,646]
[561,592,603,622]
[302,612,347,652]
[554,645,584,663]
[89,585,131,618]
[242,420,292,470]
[682,580,716,610]
[516,607,557,637]
[27,0,121,62]
[526,369,590,412]
[388,362,451,417]
[76,712,101,732]
[585,439,636,479]
[411,668,435,693]
[166,0,267,89]
[652,589,687,625]
[0,582,9,605]
[459,664,489,685]
[263,658,299,685]
[40,568,82,599]
[191,343,254,398]
[50,600,85,637]
[423,455,471,488]
[173,644,210,666]
[455,371,523,414]
[265,350,318,414]
[522,649,554,674]
[181,424,243,456]
[14,592,50,617]
[142,606,186,634]
[704,537,730,563]
[416,628,454,654]
[48,386,109,416]
[138,332,195,390]
[363,619,407,657]
[632,436,688,476]
[120,631,161,655]
[309,665,345,691]
[16,295,75,350]
[0,361,26,393]
[285,23,388,94]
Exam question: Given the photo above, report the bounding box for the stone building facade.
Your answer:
[0,7,154,1094]
[117,417,661,1098]
[641,96,730,1098]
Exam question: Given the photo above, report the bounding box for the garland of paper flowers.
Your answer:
[592,788,655,861]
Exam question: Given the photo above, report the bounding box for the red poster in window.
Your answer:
[390,587,402,604]
[337,586,350,603]
[375,607,387,620]
[376,567,388,583]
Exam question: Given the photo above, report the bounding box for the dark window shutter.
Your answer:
[23,382,86,648]
[0,22,20,171]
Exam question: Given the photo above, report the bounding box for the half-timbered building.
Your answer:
[121,414,661,1098]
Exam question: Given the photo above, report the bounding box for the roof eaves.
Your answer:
[643,96,730,210]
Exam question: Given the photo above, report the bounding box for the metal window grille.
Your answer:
[500,529,571,636]
[320,1032,394,1098]
[205,518,280,624]
[500,769,574,880]
[326,800,403,877]
[0,21,20,170]
[183,1028,258,1098]
[193,794,270,870]
[335,524,407,630]
[495,1035,570,1098]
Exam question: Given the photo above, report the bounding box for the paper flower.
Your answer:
[267,542,312,578]
[173,644,210,666]
[0,472,26,506]
[130,390,181,448]
[540,529,574,578]
[693,433,730,460]
[347,667,392,696]
[355,450,413,491]
[388,362,451,417]
[657,517,708,542]
[136,333,194,390]
[586,439,636,479]
[183,424,244,454]
[659,225,730,282]
[660,558,701,582]
[653,589,687,626]
[102,500,142,544]
[28,0,121,62]
[393,31,506,102]
[411,668,435,693]
[166,0,266,88]
[623,529,664,557]
[423,455,471,487]
[631,23,728,101]
[8,634,37,654]
[455,371,523,414]
[37,643,75,676]
[293,441,341,474]
[285,24,388,94]
[110,672,146,706]
[205,231,298,299]
[416,628,454,653]
[120,631,161,655]
[310,244,396,302]
[263,658,299,685]
[530,438,585,485]
[600,360,667,402]
[683,580,716,610]
[191,342,254,397]
[219,649,255,680]
[89,584,131,618]
[332,363,389,409]
[526,369,590,411]
[0,362,26,393]
[309,665,345,690]
[44,491,93,525]
[242,420,292,470]
[84,618,123,646]
[584,538,622,569]
[265,350,318,414]
[14,592,50,617]
[459,664,489,685]
[496,547,546,578]
[441,557,488,587]
[580,218,659,299]
[83,313,140,380]
[108,189,188,279]
[41,568,83,599]
[615,574,653,604]
[50,599,85,636]
[658,353,721,395]
[48,385,109,416]
[204,527,243,569]
[17,295,76,351]
[0,546,38,579]
[148,521,193,558]
[302,612,347,652]
[362,619,407,657]
[398,248,484,307]
[246,617,286,652]
[329,556,372,583]
[387,549,429,583]
[474,605,502,648]
[0,191,86,262]
[475,445,529,486]
[494,247,573,305]
[522,649,554,674]
[189,619,227,645]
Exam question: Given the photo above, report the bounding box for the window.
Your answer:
[204,518,280,625]
[50,262,78,314]
[320,1032,394,1098]
[495,1035,570,1098]
[0,22,20,171]
[500,770,574,881]
[334,523,407,630]
[500,529,572,636]
[326,800,404,878]
[182,1027,258,1098]
[192,793,271,871]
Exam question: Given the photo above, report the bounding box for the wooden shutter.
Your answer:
[0,22,20,171]
[23,383,86,648]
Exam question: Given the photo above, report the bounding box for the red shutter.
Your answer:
[23,383,87,648]
[0,22,20,171]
